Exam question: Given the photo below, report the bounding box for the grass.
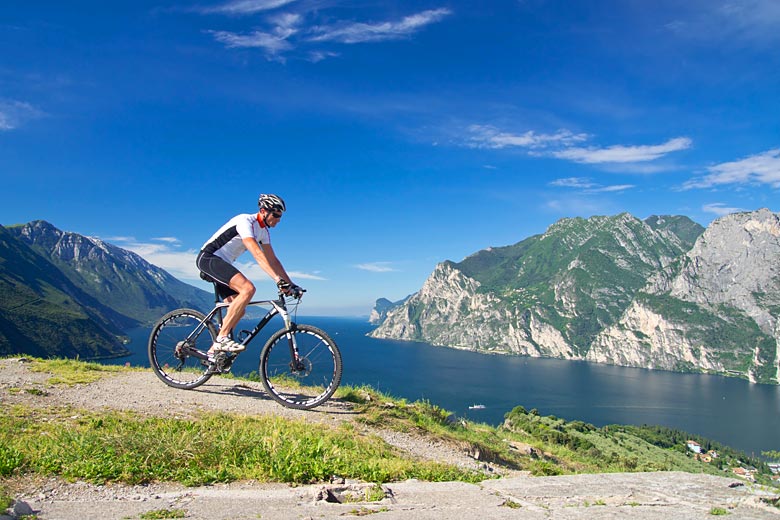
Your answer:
[338,386,761,479]
[342,484,387,503]
[27,358,138,386]
[348,506,389,516]
[762,497,780,509]
[0,490,13,510]
[0,404,481,486]
[139,509,187,519]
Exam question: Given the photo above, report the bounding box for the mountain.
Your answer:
[369,296,411,325]
[0,224,128,358]
[588,209,780,384]
[370,210,780,384]
[0,220,214,359]
[9,220,213,327]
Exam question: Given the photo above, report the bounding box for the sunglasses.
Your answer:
[271,212,282,219]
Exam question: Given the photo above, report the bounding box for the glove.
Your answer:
[277,279,304,298]
[276,279,291,293]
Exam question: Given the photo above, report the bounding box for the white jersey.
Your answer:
[201,213,271,264]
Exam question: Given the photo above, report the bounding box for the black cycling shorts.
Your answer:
[196,251,240,300]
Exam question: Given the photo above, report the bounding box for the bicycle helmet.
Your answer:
[258,194,286,213]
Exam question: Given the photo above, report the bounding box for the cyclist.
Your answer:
[196,194,302,357]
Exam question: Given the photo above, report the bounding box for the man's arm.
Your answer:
[242,237,293,285]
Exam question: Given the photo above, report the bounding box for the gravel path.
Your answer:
[2,358,779,519]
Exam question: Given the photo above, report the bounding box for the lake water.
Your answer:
[114,316,780,457]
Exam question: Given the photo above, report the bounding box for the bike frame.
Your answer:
[182,294,298,364]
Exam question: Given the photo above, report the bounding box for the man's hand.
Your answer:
[277,279,304,298]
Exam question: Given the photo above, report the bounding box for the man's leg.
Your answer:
[217,272,256,339]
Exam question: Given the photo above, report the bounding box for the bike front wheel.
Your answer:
[148,308,217,390]
[259,324,342,410]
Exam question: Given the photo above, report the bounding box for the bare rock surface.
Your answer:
[2,358,779,519]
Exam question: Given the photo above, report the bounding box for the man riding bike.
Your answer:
[196,194,302,358]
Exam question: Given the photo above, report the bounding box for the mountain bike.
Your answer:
[148,287,342,410]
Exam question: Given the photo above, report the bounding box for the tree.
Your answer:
[761,450,780,461]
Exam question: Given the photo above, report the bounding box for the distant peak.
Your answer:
[27,219,58,230]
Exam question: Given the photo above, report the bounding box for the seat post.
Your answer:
[212,283,224,329]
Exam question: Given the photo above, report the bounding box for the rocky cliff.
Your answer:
[588,209,780,383]
[370,210,779,384]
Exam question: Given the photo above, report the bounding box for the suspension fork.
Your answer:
[273,298,302,368]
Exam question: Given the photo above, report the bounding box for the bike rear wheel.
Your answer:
[148,308,217,389]
[259,324,342,410]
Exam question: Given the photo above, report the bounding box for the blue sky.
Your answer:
[1,0,779,316]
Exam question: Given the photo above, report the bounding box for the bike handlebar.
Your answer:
[278,288,306,299]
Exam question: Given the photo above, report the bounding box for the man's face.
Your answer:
[263,209,282,227]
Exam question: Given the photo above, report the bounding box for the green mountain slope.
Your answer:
[8,220,213,327]
[1,220,215,360]
[453,214,703,352]
[0,225,129,358]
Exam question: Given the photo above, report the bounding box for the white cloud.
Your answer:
[207,11,302,57]
[719,0,780,34]
[102,235,136,243]
[468,125,589,150]
[591,184,635,193]
[200,0,297,16]
[152,236,181,244]
[551,137,692,164]
[683,149,780,189]
[205,7,451,61]
[307,50,340,62]
[308,8,452,44]
[354,262,398,273]
[208,29,294,54]
[236,262,326,284]
[464,124,689,170]
[549,177,596,189]
[0,99,42,131]
[667,0,780,45]
[288,271,327,281]
[115,240,202,281]
[702,203,746,216]
[549,177,634,193]
[111,237,326,288]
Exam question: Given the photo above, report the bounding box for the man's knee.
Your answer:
[230,274,255,298]
[239,282,256,298]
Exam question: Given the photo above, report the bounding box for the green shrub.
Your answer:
[0,444,24,476]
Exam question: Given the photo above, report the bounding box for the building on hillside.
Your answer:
[686,440,702,454]
[732,467,756,482]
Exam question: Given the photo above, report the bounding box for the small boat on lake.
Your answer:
[468,404,486,410]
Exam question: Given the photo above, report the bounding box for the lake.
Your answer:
[115,316,780,457]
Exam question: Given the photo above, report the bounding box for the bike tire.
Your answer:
[259,324,342,410]
[148,308,217,390]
